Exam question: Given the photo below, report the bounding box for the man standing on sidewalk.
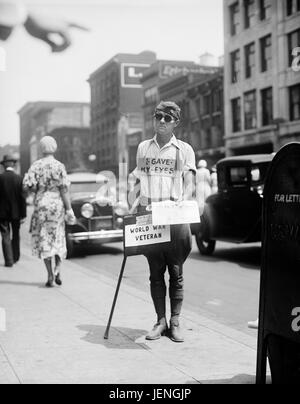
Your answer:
[132,101,196,343]
[0,155,26,267]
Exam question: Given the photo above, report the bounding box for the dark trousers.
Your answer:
[0,220,21,266]
[145,224,192,323]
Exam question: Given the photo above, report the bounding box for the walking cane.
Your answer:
[104,255,127,340]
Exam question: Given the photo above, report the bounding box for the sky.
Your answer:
[0,0,224,146]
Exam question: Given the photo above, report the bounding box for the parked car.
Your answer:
[192,154,274,255]
[66,172,128,258]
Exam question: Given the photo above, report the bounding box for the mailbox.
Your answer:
[257,143,300,384]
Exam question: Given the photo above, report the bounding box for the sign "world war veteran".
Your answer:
[124,214,171,257]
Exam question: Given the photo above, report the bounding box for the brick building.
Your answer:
[88,51,156,175]
[224,0,300,156]
[186,70,225,167]
[156,67,224,167]
[141,60,202,140]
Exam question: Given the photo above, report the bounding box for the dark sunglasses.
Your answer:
[154,112,176,123]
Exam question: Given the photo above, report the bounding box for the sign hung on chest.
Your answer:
[124,214,171,256]
[138,157,178,177]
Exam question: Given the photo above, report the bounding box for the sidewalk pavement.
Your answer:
[0,242,263,384]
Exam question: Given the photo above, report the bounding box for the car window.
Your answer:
[251,166,261,182]
[229,167,249,187]
[251,163,270,185]
[70,182,102,194]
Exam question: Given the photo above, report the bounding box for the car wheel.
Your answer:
[66,232,76,259]
[195,233,216,256]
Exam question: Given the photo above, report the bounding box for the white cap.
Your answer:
[0,0,27,27]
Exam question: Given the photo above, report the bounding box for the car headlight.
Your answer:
[81,203,94,219]
[114,202,129,217]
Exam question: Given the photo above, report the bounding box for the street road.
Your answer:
[70,239,261,337]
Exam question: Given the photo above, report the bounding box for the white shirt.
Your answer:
[133,135,196,205]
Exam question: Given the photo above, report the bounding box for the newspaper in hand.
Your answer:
[152,200,200,226]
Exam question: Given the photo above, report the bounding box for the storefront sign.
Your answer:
[159,64,219,79]
[121,63,151,88]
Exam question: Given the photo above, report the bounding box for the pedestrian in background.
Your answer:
[0,155,26,267]
[132,101,196,343]
[196,160,212,213]
[211,166,218,194]
[23,136,76,287]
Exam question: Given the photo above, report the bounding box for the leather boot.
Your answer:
[169,319,184,343]
[146,318,168,341]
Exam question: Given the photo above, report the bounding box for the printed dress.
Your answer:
[23,156,70,260]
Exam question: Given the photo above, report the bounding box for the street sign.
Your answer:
[257,143,300,384]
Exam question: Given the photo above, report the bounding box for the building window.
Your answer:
[203,128,211,149]
[230,2,240,36]
[287,0,293,15]
[260,35,272,72]
[212,89,222,113]
[203,94,211,115]
[287,0,300,15]
[244,0,256,29]
[232,98,241,132]
[288,29,300,67]
[231,50,240,83]
[260,0,271,20]
[261,88,273,126]
[244,91,257,130]
[290,84,300,121]
[245,42,255,78]
[144,86,158,104]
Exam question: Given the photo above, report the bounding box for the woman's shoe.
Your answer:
[55,273,62,286]
[45,280,54,288]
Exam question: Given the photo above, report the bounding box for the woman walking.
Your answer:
[23,136,75,287]
[196,160,212,213]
